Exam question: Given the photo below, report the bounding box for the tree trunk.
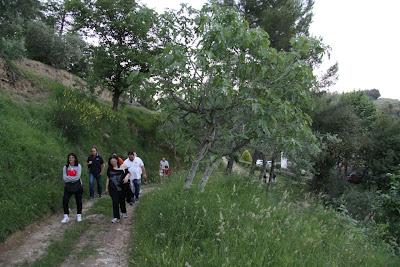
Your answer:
[184,141,209,189]
[268,155,276,183]
[249,150,260,176]
[258,153,267,181]
[225,155,234,175]
[59,11,66,36]
[199,157,220,192]
[112,90,121,110]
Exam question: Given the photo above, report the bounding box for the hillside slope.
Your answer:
[0,59,172,242]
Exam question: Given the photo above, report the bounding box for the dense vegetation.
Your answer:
[0,66,172,241]
[131,172,400,266]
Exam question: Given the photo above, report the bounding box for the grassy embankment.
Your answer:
[0,63,171,241]
[131,172,400,266]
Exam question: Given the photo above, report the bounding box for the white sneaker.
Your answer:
[111,218,120,224]
[122,213,128,219]
[76,214,82,222]
[61,214,69,224]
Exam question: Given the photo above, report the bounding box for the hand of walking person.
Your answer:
[123,177,129,184]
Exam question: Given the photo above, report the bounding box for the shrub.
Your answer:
[241,149,252,163]
[0,37,26,60]
[52,88,116,142]
[373,173,400,245]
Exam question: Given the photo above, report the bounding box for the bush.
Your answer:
[52,88,116,143]
[0,37,26,60]
[340,188,375,221]
[241,149,252,163]
[373,174,400,245]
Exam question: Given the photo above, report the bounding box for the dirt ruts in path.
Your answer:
[60,186,155,267]
[0,199,96,267]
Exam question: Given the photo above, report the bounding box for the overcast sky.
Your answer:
[141,0,400,100]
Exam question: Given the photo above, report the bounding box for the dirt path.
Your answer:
[60,186,155,267]
[0,200,96,267]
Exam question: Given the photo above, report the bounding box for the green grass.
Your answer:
[130,172,400,266]
[0,66,174,241]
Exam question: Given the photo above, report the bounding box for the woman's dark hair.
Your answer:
[66,153,79,167]
[108,156,121,170]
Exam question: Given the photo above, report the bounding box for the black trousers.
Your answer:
[123,182,134,203]
[63,188,83,215]
[109,185,126,219]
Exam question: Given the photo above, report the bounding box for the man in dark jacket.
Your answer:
[87,146,104,199]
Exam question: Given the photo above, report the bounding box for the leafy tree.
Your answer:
[239,0,314,51]
[0,0,42,60]
[311,93,367,188]
[362,89,381,100]
[341,91,377,131]
[43,0,71,35]
[155,3,323,190]
[25,20,86,71]
[364,114,400,188]
[67,0,158,110]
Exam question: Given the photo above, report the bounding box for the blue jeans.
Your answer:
[132,179,141,200]
[89,173,102,197]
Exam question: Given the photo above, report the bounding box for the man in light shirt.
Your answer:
[123,151,147,202]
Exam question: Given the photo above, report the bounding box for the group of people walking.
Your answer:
[61,146,150,224]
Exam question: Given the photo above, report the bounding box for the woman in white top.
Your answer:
[61,153,83,223]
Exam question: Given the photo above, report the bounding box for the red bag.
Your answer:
[67,168,77,176]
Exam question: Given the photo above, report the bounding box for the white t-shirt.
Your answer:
[124,157,144,180]
[160,160,169,170]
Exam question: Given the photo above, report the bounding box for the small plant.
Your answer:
[241,150,252,163]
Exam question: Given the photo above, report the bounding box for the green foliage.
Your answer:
[67,0,158,109]
[373,174,400,244]
[240,0,314,51]
[375,98,400,118]
[25,21,86,72]
[52,88,116,143]
[240,150,252,163]
[131,172,400,266]
[156,3,322,187]
[0,77,174,241]
[0,37,26,60]
[362,89,381,100]
[0,0,42,59]
[364,114,400,187]
[341,91,378,130]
